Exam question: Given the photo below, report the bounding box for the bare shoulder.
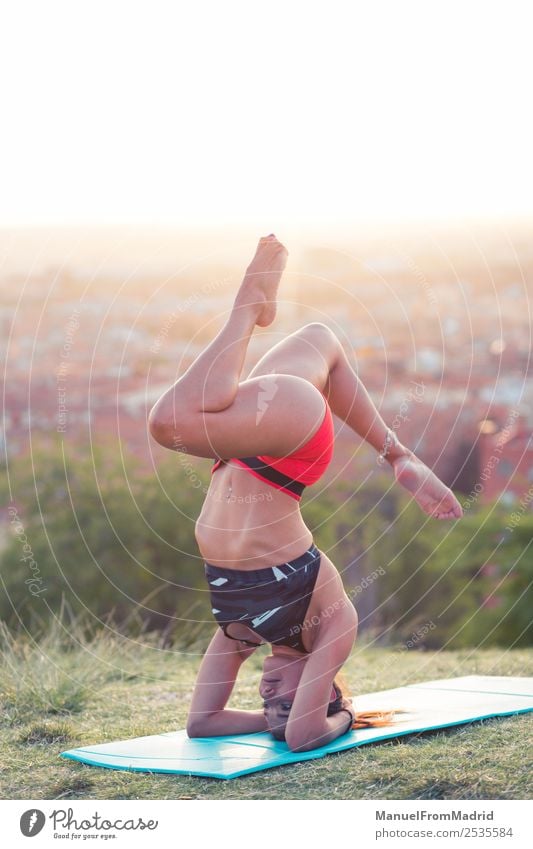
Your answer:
[311,551,355,610]
[301,550,358,659]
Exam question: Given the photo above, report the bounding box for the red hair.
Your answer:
[329,677,400,729]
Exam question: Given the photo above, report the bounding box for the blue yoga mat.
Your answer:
[60,675,533,779]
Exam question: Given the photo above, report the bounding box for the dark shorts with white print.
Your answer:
[204,543,322,654]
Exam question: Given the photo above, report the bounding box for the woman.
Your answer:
[148,234,463,752]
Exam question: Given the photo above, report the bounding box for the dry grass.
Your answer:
[1,618,532,800]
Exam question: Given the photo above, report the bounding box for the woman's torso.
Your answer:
[195,461,355,653]
[194,461,313,569]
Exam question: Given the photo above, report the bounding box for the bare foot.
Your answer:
[392,451,464,520]
[234,234,288,326]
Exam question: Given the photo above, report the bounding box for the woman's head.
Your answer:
[259,651,399,741]
[259,651,341,741]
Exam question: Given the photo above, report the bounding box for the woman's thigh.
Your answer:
[153,373,327,459]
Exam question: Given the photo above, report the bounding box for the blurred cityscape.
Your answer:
[2,224,533,508]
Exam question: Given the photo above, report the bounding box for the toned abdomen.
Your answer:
[195,462,313,569]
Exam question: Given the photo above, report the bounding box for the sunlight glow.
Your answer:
[1,0,532,228]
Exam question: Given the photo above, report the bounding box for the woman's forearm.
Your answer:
[288,710,352,752]
[187,708,268,738]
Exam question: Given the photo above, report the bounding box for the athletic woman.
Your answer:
[148,234,463,752]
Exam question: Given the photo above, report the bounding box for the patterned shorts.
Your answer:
[204,543,322,653]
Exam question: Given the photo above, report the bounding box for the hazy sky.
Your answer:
[2,0,532,229]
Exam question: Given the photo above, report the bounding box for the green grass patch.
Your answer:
[1,618,532,800]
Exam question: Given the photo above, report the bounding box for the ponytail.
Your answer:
[329,677,401,729]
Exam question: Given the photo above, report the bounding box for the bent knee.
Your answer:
[297,321,333,335]
[297,322,338,346]
[148,406,182,451]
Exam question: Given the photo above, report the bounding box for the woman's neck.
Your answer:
[271,645,305,659]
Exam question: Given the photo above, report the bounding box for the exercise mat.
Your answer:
[60,675,533,779]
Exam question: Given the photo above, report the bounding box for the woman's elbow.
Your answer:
[286,738,316,753]
[186,717,209,738]
[285,727,323,753]
[185,722,202,738]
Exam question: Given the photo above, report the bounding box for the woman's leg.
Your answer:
[247,322,408,461]
[148,235,327,460]
[248,322,463,519]
[149,234,462,518]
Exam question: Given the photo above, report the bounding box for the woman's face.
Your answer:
[259,651,338,740]
[259,652,307,740]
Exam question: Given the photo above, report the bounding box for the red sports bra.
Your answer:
[211,398,335,501]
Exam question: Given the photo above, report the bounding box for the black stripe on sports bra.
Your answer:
[214,456,306,497]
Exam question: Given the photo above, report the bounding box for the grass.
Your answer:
[1,616,532,800]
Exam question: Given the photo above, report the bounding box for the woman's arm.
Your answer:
[285,603,358,752]
[289,705,354,752]
[186,627,268,737]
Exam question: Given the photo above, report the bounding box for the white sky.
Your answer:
[1,0,532,229]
